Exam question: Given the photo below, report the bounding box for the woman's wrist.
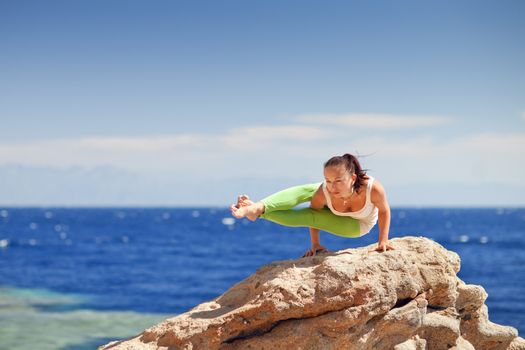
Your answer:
[378,232,389,243]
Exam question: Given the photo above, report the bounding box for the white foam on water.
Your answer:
[29,223,38,230]
[221,218,235,226]
[115,211,126,219]
[0,239,9,248]
[0,210,8,218]
[44,211,54,219]
[458,235,469,243]
[480,236,489,244]
[162,212,171,220]
[191,210,200,218]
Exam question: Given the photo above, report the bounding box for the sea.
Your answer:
[0,207,524,349]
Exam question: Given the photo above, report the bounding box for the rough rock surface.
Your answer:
[100,237,523,350]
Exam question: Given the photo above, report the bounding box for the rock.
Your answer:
[417,309,461,349]
[99,237,524,350]
[394,336,427,350]
[451,336,476,350]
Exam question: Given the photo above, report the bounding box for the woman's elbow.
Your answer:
[378,207,391,218]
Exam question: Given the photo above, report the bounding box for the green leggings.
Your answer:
[259,183,361,238]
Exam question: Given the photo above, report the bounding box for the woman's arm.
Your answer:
[302,185,329,257]
[371,179,395,252]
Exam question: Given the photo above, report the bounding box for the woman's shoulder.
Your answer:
[357,174,372,192]
[370,177,387,200]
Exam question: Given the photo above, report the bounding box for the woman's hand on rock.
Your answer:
[372,241,395,253]
[302,245,329,258]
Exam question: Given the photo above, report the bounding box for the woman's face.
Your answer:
[324,165,356,198]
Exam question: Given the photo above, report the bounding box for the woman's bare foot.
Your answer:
[236,194,254,208]
[229,195,253,213]
[231,203,263,221]
[230,197,265,221]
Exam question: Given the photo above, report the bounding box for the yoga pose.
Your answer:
[230,153,394,257]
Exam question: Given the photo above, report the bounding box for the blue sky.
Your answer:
[1,0,524,206]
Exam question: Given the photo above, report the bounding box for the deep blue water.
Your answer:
[0,207,524,340]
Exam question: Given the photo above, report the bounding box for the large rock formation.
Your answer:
[100,237,524,350]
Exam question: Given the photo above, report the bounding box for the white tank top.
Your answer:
[322,176,379,236]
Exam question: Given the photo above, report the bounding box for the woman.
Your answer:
[230,153,394,257]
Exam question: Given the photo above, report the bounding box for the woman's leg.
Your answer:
[231,183,320,220]
[260,183,321,213]
[259,182,361,238]
[262,207,361,238]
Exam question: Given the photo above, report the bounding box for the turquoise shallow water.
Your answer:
[0,286,169,350]
[0,288,168,350]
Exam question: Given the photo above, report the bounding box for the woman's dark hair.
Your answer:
[324,153,369,193]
